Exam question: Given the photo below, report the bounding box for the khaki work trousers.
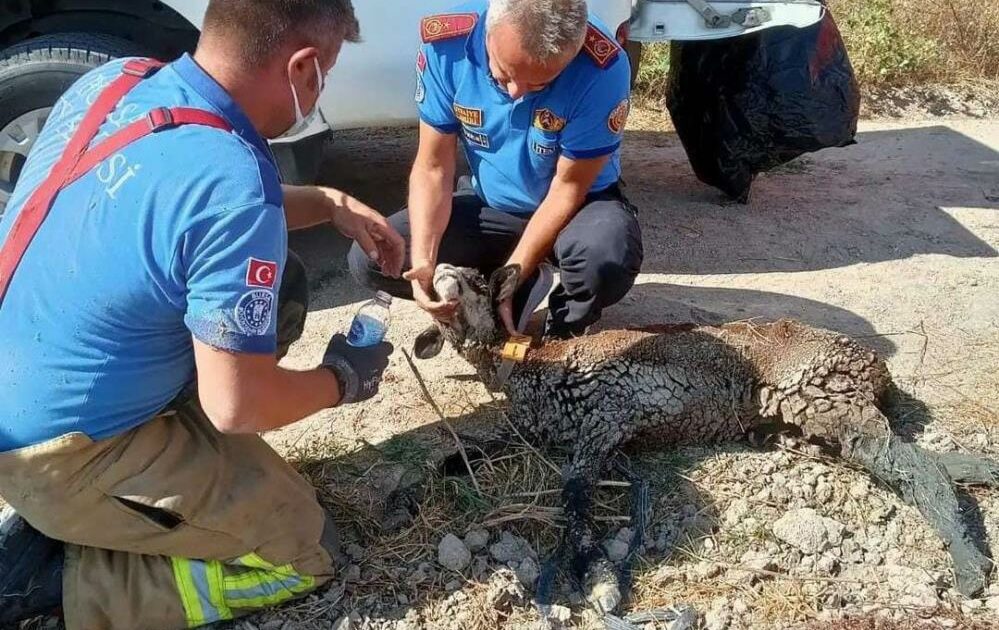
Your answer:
[0,253,332,630]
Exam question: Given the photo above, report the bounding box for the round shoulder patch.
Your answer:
[235,289,275,336]
[608,99,630,135]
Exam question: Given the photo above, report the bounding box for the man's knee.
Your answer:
[277,251,309,357]
[557,209,643,302]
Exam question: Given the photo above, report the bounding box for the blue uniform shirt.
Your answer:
[417,1,631,215]
[0,54,286,452]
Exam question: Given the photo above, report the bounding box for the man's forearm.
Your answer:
[282,184,332,231]
[408,162,455,267]
[283,184,371,232]
[202,364,342,434]
[246,366,342,432]
[507,184,585,279]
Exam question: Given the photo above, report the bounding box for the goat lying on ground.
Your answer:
[414,263,998,616]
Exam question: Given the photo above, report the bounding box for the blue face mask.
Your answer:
[276,57,325,139]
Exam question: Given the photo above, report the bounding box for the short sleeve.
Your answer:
[560,55,632,160]
[181,203,288,355]
[416,44,460,133]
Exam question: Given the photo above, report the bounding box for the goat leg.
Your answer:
[930,452,999,487]
[563,467,625,614]
[611,458,652,599]
[563,475,602,582]
[534,471,602,616]
[535,537,566,610]
[842,431,992,596]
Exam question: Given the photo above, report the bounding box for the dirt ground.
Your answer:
[232,103,999,630]
[13,104,998,630]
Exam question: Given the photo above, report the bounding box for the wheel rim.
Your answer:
[0,107,52,217]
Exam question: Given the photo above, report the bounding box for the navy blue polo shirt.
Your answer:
[0,55,287,451]
[416,0,632,214]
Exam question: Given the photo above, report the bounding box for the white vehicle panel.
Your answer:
[158,0,633,132]
[159,0,208,29]
[629,0,824,41]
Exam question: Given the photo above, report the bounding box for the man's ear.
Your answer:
[489,264,521,305]
[414,326,445,360]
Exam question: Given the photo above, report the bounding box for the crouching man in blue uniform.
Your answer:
[348,0,643,338]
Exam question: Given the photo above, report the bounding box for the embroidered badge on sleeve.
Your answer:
[608,99,630,135]
[235,290,274,336]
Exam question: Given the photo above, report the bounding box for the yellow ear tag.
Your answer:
[501,335,532,363]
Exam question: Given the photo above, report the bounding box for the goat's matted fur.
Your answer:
[415,264,997,616]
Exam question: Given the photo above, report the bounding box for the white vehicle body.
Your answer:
[0,0,824,210]
[159,0,633,136]
[159,0,823,136]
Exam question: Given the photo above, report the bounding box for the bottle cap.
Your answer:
[375,291,393,306]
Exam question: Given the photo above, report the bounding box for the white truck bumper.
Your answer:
[629,0,825,41]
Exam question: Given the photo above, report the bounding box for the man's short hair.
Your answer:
[203,0,361,64]
[486,0,588,62]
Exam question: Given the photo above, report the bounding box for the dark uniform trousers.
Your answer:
[347,183,644,337]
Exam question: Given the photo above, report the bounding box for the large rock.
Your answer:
[438,533,471,571]
[463,528,490,553]
[772,508,845,554]
[489,531,536,563]
[485,568,527,612]
[514,557,540,587]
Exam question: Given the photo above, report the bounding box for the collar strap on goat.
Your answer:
[492,335,531,392]
[490,264,555,391]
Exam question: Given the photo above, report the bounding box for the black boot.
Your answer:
[0,507,64,626]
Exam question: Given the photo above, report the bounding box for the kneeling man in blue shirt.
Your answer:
[0,1,403,628]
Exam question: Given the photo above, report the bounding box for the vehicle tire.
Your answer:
[0,33,148,216]
[625,40,643,89]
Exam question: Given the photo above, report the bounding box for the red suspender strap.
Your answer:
[70,108,232,187]
[0,59,233,304]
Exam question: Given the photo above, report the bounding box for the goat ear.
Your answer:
[413,326,445,360]
[489,264,521,304]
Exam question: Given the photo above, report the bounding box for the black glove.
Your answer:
[322,334,393,404]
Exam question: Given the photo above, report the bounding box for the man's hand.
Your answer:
[403,263,458,322]
[322,334,394,404]
[330,197,406,278]
[282,185,406,278]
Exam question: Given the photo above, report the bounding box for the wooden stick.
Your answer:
[402,349,483,496]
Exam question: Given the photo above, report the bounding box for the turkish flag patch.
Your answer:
[246,258,278,288]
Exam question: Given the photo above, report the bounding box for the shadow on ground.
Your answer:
[622,124,998,275]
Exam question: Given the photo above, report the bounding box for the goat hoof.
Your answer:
[952,550,991,597]
[933,452,999,487]
[585,558,623,614]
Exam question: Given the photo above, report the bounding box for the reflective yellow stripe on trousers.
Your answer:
[171,553,314,627]
[171,558,233,627]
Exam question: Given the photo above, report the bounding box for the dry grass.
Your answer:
[829,0,999,86]
[633,0,999,102]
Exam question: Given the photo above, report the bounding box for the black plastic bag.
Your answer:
[666,11,860,202]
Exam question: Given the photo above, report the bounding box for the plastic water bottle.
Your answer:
[346,291,393,347]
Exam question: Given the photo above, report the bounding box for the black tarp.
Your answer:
[667,11,861,202]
